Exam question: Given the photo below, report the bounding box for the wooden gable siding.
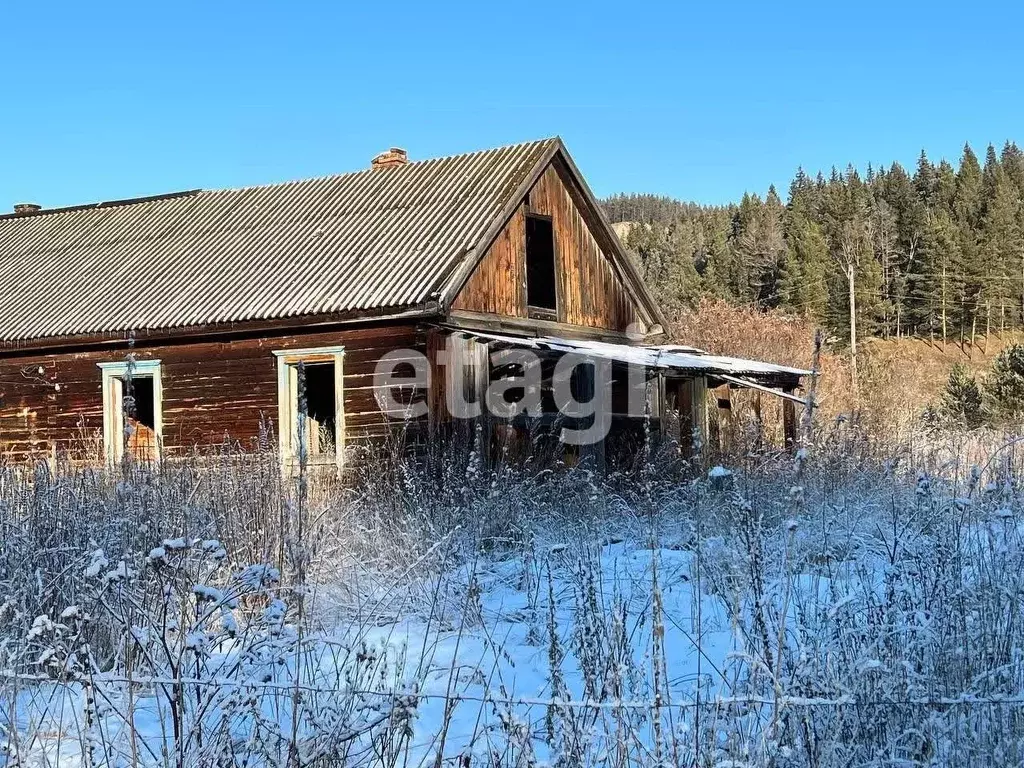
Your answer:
[0,323,427,462]
[452,160,641,333]
[452,207,528,317]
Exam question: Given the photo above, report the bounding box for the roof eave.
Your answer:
[0,301,441,357]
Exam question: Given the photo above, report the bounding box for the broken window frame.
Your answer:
[525,212,559,319]
[273,345,345,470]
[97,359,163,464]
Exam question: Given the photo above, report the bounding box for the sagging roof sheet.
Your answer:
[462,331,811,379]
[0,138,558,343]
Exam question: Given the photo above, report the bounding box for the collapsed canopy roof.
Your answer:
[456,330,810,398]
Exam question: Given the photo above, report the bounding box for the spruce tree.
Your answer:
[941,363,984,427]
[779,169,830,321]
[986,344,1024,422]
[953,144,985,341]
[914,209,962,341]
[914,150,937,206]
[979,144,1024,331]
[1001,141,1024,195]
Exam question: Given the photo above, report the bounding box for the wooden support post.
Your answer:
[425,329,446,437]
[473,339,492,468]
[782,388,797,450]
[577,360,606,474]
[752,390,763,452]
[677,378,694,457]
[712,383,732,454]
[660,375,678,441]
[691,377,708,456]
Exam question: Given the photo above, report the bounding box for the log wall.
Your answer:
[0,323,427,462]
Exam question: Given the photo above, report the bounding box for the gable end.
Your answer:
[443,145,667,335]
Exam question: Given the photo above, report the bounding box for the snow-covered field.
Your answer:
[4,535,731,767]
[5,434,1024,766]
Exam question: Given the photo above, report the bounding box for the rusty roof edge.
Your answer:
[433,138,562,312]
[0,301,441,356]
[0,189,203,221]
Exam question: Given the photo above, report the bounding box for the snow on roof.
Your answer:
[459,331,811,380]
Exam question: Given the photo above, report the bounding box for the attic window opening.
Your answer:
[526,214,557,317]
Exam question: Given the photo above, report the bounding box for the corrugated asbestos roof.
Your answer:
[0,138,559,343]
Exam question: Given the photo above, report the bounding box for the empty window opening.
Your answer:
[98,360,162,464]
[300,362,336,456]
[122,375,157,460]
[526,214,557,314]
[126,376,155,430]
[274,346,345,469]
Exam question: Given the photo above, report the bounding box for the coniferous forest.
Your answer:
[603,141,1024,347]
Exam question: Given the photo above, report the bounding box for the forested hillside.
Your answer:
[604,142,1024,347]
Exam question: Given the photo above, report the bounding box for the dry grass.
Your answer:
[670,298,1024,440]
[5,426,1024,764]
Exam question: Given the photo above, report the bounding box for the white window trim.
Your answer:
[273,346,345,470]
[97,359,163,464]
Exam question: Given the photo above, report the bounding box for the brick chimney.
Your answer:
[371,148,408,169]
[13,203,42,214]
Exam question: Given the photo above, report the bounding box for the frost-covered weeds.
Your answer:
[5,426,1024,765]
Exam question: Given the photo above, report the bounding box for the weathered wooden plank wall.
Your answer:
[452,208,527,317]
[452,159,640,333]
[0,323,427,461]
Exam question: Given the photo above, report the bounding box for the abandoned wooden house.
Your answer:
[0,138,807,468]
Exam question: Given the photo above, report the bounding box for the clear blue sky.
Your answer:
[1,0,1021,211]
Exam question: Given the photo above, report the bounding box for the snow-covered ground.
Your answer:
[359,540,734,766]
[7,439,1024,766]
[3,537,740,766]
